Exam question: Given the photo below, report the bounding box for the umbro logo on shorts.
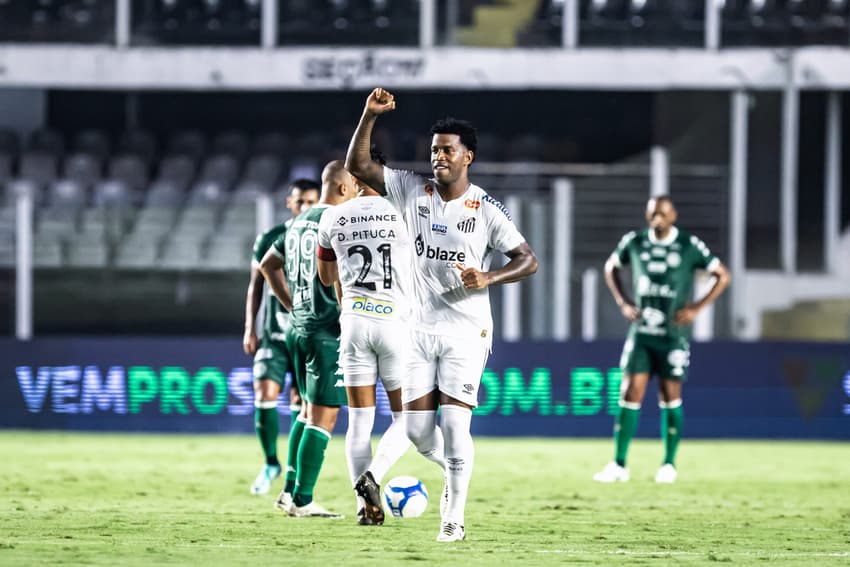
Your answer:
[462,383,474,394]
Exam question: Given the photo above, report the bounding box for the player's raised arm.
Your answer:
[604,254,640,322]
[345,88,396,196]
[258,248,293,312]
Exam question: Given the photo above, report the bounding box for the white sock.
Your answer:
[404,410,446,470]
[369,411,412,484]
[345,406,375,486]
[441,405,474,526]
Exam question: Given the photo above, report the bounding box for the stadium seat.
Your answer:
[158,239,207,270]
[167,130,207,162]
[242,155,282,188]
[158,155,197,189]
[205,233,250,271]
[253,132,291,156]
[73,130,111,162]
[67,234,110,268]
[26,130,64,156]
[47,179,88,210]
[37,207,78,240]
[19,152,59,188]
[211,130,250,161]
[114,232,162,269]
[93,179,137,209]
[63,153,103,188]
[33,235,64,268]
[146,179,186,207]
[109,154,150,192]
[118,130,158,164]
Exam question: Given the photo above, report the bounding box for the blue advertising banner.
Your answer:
[1,338,848,438]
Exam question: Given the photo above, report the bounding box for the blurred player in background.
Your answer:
[260,161,355,517]
[594,195,730,484]
[244,179,319,495]
[346,88,539,541]
[316,148,413,526]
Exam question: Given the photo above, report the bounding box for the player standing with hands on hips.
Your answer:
[593,195,730,484]
[346,88,539,542]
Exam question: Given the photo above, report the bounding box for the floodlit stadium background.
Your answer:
[1,2,848,438]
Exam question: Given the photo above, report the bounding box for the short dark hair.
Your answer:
[430,117,478,154]
[370,145,387,166]
[290,178,320,193]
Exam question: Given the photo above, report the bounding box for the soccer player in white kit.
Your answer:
[316,152,413,526]
[346,88,539,542]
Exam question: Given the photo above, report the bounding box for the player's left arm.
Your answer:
[317,258,338,287]
[258,247,293,312]
[457,242,538,289]
[316,214,339,287]
[673,260,732,325]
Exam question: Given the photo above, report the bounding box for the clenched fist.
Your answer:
[364,87,396,117]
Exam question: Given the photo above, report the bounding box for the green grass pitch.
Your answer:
[2,432,848,566]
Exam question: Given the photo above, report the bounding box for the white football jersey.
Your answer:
[383,167,526,347]
[317,195,412,322]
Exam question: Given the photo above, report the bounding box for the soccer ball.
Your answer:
[382,476,429,518]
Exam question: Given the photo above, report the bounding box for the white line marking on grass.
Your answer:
[535,550,850,558]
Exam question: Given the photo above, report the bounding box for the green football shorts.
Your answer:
[285,326,347,407]
[620,331,691,381]
[252,337,292,386]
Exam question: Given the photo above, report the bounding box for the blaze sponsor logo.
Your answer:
[418,206,429,218]
[457,217,476,233]
[432,223,447,234]
[415,238,467,263]
[337,217,347,226]
[351,296,395,316]
[482,194,512,221]
[463,199,481,210]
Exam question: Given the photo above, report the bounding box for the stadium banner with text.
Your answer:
[1,338,848,439]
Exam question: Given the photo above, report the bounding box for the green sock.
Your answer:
[284,417,305,494]
[254,405,279,467]
[614,404,641,467]
[293,425,331,507]
[290,405,301,430]
[661,403,683,466]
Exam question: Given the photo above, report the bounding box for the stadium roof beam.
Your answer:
[3,46,850,90]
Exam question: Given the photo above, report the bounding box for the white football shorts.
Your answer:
[403,329,490,408]
[339,313,410,392]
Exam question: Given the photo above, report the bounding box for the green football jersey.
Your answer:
[271,204,340,335]
[611,226,719,340]
[252,221,292,342]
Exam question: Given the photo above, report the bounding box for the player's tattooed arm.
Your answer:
[604,255,640,322]
[243,265,264,356]
[458,242,538,289]
[346,88,395,195]
[258,249,293,312]
[673,261,731,326]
